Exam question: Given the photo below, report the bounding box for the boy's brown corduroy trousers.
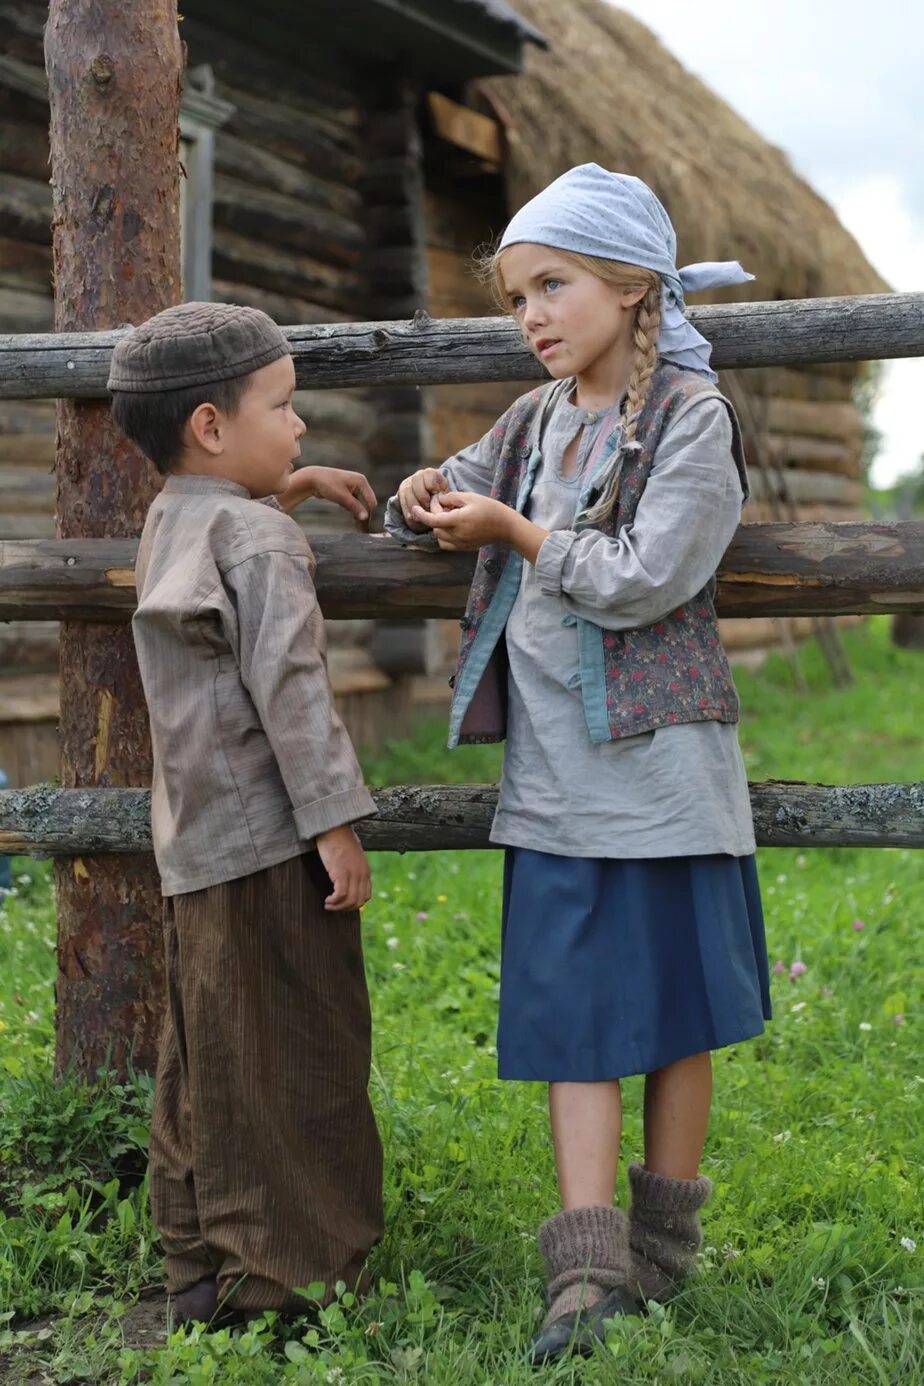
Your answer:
[149,852,384,1311]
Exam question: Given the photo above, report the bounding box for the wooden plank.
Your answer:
[1,521,922,622]
[748,468,864,507]
[2,779,922,855]
[0,463,53,512]
[1,292,922,400]
[0,670,58,721]
[763,432,860,477]
[426,92,503,165]
[764,397,861,442]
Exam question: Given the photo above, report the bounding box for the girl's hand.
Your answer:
[410,492,514,550]
[397,468,449,532]
[278,466,377,529]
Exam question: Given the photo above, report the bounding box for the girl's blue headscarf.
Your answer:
[498,163,754,382]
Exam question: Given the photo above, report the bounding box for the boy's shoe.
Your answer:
[172,1274,219,1326]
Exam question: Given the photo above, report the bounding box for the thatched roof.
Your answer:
[482,0,886,302]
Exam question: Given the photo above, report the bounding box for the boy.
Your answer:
[108,301,383,1323]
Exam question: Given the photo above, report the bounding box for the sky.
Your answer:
[610,0,923,486]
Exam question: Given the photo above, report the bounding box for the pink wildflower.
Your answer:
[416,911,428,921]
[893,1014,905,1026]
[789,960,807,981]
[852,919,866,931]
[773,959,785,975]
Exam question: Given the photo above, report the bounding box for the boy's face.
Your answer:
[183,355,306,497]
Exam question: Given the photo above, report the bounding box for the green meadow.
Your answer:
[0,619,920,1383]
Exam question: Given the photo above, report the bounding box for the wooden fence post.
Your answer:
[45,1,182,1079]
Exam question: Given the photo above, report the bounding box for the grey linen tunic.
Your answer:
[385,385,756,858]
[134,475,375,895]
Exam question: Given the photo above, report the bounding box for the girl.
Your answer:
[386,164,771,1364]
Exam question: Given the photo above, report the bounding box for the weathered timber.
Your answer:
[0,285,52,333]
[0,169,52,244]
[213,173,363,268]
[2,779,921,854]
[764,432,860,477]
[45,0,182,1081]
[2,293,922,400]
[0,464,52,511]
[2,522,923,623]
[764,397,862,442]
[214,131,361,217]
[211,228,361,311]
[749,468,864,507]
[0,618,58,670]
[0,234,53,295]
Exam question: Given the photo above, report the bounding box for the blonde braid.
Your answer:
[584,282,662,525]
[622,282,662,443]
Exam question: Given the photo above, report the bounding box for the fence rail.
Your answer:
[2,781,923,856]
[2,522,923,622]
[2,293,923,398]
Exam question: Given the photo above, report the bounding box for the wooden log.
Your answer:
[763,432,860,477]
[2,779,922,854]
[425,92,503,165]
[2,293,922,401]
[212,173,363,268]
[764,397,861,442]
[719,615,815,652]
[216,83,362,186]
[748,468,865,507]
[214,131,361,219]
[0,284,52,333]
[295,388,374,440]
[211,228,360,311]
[0,463,53,512]
[2,522,923,622]
[176,14,362,127]
[0,512,54,538]
[744,365,858,401]
[0,618,58,670]
[0,670,57,722]
[0,169,51,244]
[209,278,351,329]
[0,116,50,181]
[45,0,182,1082]
[0,233,53,296]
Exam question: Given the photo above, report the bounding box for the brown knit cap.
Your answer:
[107,301,290,395]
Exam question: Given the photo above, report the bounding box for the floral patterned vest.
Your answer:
[448,362,748,748]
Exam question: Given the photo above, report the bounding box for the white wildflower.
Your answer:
[386,936,399,949]
[859,1022,872,1032]
[773,1131,792,1144]
[900,1237,917,1253]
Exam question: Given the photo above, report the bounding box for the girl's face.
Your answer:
[498,243,645,383]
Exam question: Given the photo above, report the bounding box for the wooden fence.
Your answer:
[1,293,923,856]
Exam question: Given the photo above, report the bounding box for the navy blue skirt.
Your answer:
[498,848,771,1082]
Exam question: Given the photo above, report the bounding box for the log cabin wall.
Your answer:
[0,1,434,780]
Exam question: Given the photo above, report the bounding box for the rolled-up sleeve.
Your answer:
[228,548,376,838]
[534,399,744,632]
[383,430,499,545]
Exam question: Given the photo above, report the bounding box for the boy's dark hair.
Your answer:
[111,375,251,475]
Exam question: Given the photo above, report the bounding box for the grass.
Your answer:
[0,618,921,1383]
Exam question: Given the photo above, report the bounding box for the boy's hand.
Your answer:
[397,468,449,532]
[278,466,377,529]
[315,824,372,912]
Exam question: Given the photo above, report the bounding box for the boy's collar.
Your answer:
[162,474,251,499]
